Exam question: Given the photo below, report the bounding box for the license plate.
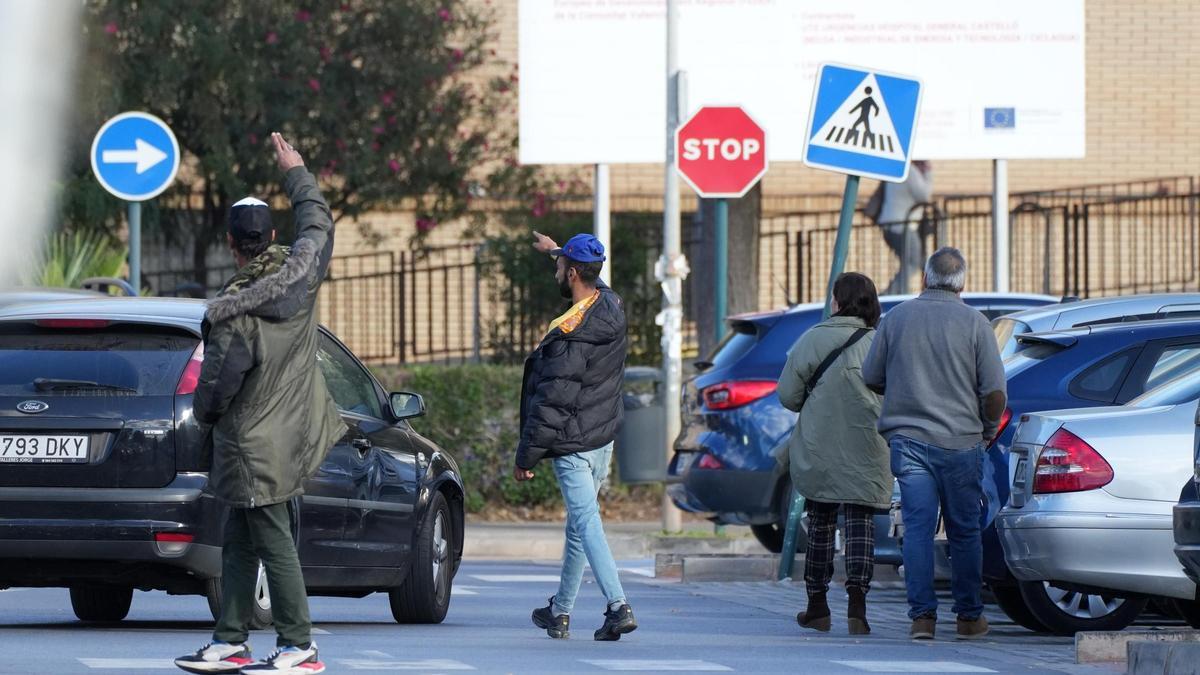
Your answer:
[0,435,89,464]
[1014,457,1028,488]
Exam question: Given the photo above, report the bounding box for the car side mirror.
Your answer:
[389,391,426,421]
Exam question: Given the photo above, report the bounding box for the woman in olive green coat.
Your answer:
[777,272,889,635]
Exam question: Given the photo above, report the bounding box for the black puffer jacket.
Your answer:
[515,282,628,469]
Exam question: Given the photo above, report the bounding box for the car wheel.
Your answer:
[69,586,133,622]
[750,480,810,554]
[204,563,274,630]
[1018,580,1147,635]
[389,491,453,624]
[989,583,1049,633]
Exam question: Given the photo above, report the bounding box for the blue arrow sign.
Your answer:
[803,64,922,183]
[90,111,180,201]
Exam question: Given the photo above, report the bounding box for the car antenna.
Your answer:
[773,273,797,307]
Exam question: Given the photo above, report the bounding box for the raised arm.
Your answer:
[273,133,335,283]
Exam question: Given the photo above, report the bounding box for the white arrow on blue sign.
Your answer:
[90,111,180,201]
[803,64,923,183]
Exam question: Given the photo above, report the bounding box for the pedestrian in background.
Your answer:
[862,247,1006,641]
[779,273,889,636]
[175,134,344,675]
[878,160,933,295]
[514,231,638,642]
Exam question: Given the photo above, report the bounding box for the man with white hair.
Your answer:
[862,247,1006,641]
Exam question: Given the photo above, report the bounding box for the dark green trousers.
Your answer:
[212,501,311,647]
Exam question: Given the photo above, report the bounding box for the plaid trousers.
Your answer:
[804,499,876,596]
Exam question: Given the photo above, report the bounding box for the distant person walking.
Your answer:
[878,160,933,295]
[515,231,638,642]
[862,247,1006,641]
[779,273,890,636]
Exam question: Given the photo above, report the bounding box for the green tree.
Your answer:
[63,0,512,282]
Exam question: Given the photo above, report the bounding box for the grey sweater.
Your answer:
[862,289,1007,449]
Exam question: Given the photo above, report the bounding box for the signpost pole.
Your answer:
[777,172,859,580]
[992,159,1010,292]
[594,163,612,287]
[660,0,684,533]
[128,201,141,294]
[713,198,728,344]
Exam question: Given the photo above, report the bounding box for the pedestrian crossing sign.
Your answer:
[803,63,923,183]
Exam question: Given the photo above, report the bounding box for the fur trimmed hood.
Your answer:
[205,237,320,324]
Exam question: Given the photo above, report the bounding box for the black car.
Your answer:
[1173,401,1200,586]
[0,297,465,626]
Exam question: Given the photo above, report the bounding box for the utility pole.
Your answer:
[992,159,1010,292]
[658,0,686,533]
[594,164,611,286]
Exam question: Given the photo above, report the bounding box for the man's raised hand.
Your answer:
[531,231,558,254]
[272,132,304,172]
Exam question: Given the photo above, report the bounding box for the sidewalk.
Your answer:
[463,520,766,560]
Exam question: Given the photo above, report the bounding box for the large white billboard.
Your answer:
[518,0,1085,164]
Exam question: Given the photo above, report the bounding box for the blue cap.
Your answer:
[552,233,606,263]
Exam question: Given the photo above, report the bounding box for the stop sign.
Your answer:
[675,106,768,198]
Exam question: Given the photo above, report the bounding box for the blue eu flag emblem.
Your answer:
[985,108,1016,129]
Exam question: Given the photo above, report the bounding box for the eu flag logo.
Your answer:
[985,108,1016,129]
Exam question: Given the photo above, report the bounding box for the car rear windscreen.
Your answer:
[707,324,759,370]
[994,317,1032,359]
[0,323,199,397]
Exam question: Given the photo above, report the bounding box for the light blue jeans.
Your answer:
[551,443,626,615]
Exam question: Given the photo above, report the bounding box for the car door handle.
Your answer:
[352,438,373,454]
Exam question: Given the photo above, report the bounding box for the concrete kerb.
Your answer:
[1127,639,1200,674]
[1074,629,1200,665]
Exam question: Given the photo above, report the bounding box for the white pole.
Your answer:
[660,0,684,533]
[992,159,1010,292]
[594,164,611,287]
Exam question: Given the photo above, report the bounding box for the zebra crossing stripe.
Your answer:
[582,659,733,672]
[338,658,475,670]
[836,662,997,673]
[78,659,175,669]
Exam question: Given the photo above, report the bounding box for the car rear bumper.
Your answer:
[998,507,1195,600]
[1174,501,1200,585]
[667,461,779,518]
[0,473,224,589]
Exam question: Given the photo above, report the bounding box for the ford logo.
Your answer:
[16,401,49,414]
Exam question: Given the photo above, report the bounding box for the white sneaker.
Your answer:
[174,642,254,674]
[239,643,323,674]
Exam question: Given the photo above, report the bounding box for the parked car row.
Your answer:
[672,291,1200,636]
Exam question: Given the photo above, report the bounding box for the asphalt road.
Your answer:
[0,559,1118,674]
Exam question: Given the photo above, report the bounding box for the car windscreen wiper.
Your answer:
[34,378,138,394]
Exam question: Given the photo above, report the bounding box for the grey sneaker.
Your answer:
[238,642,322,674]
[174,642,253,674]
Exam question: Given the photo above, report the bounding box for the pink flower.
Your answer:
[307,78,321,92]
[371,141,381,151]
[248,133,259,146]
[531,192,547,218]
[387,115,397,127]
[380,91,395,106]
[104,22,118,35]
[335,138,347,151]
[388,159,401,173]
[319,46,332,62]
[372,125,385,136]
[452,48,464,63]
[416,217,437,232]
[265,31,279,45]
[295,9,312,22]
[437,8,452,22]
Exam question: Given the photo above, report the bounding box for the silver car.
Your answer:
[996,374,1200,634]
[994,293,1200,359]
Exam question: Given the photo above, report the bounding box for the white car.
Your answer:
[996,373,1200,634]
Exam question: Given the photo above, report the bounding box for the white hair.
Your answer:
[925,247,967,292]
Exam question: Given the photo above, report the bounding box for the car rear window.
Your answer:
[0,323,198,397]
[1130,371,1200,408]
[994,318,1032,359]
[707,324,759,370]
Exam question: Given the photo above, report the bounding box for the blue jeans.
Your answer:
[551,443,626,615]
[890,435,985,620]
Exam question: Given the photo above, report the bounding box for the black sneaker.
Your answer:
[531,597,570,639]
[174,642,253,674]
[594,604,638,641]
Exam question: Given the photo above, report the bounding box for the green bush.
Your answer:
[29,230,126,289]
[373,364,562,513]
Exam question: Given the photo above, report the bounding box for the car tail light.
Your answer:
[176,343,204,395]
[988,408,1013,448]
[154,532,194,555]
[35,319,111,329]
[702,381,777,410]
[697,453,724,470]
[1032,428,1114,494]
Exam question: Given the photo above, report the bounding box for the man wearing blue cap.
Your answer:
[516,231,638,641]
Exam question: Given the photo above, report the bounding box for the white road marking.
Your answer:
[339,658,475,671]
[360,650,394,659]
[837,662,997,673]
[619,566,655,578]
[79,658,175,669]
[469,574,561,583]
[583,660,733,672]
[311,627,331,634]
[451,586,478,595]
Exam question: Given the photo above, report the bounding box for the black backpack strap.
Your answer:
[803,328,870,400]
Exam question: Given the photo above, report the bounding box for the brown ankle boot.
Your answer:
[847,587,870,635]
[797,591,831,632]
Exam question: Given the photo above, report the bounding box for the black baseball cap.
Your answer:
[228,197,273,241]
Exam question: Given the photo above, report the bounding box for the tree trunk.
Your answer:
[691,183,762,360]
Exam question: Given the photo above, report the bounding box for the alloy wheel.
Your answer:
[432,511,449,593]
[1042,583,1123,619]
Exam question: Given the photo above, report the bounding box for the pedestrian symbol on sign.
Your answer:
[810,75,905,162]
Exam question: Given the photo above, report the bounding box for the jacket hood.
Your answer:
[205,238,319,324]
[558,282,626,346]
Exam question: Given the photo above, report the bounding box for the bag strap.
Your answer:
[802,327,870,402]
